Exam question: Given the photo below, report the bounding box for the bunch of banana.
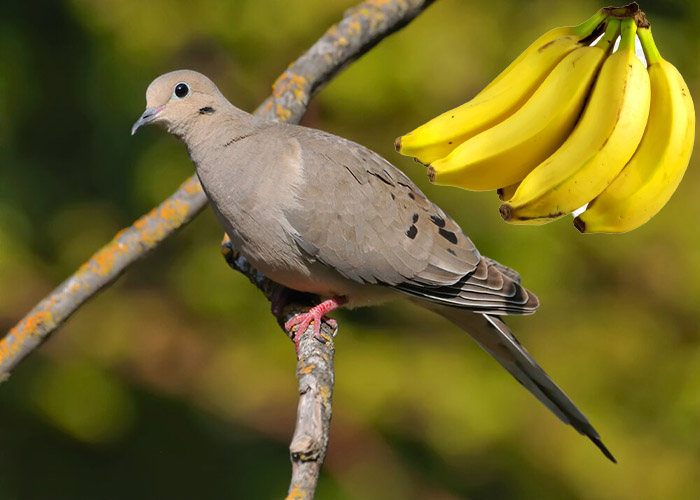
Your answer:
[395,3,695,233]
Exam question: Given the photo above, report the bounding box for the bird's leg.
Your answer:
[270,285,290,320]
[285,297,347,352]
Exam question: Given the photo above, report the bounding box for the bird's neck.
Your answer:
[176,102,258,149]
[184,105,273,183]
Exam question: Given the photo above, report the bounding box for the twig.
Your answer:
[0,175,206,378]
[255,0,438,124]
[0,0,437,496]
[285,323,335,500]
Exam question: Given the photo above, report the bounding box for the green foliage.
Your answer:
[1,0,699,498]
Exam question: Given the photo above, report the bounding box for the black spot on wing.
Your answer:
[438,227,458,244]
[412,213,419,223]
[406,225,418,239]
[430,214,446,228]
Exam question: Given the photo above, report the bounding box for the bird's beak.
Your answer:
[131,105,165,135]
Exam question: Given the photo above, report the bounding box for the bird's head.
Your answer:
[131,69,224,138]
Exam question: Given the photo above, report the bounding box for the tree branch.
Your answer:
[286,323,335,500]
[1,0,436,496]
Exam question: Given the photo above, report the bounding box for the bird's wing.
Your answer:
[283,127,538,315]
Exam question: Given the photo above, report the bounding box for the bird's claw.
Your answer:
[285,311,332,353]
[284,297,345,354]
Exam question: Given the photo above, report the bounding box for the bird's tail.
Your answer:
[429,304,616,463]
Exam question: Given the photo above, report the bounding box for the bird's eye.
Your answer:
[173,82,190,99]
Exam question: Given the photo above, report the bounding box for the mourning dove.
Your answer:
[132,70,615,462]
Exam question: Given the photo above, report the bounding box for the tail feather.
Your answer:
[431,305,616,463]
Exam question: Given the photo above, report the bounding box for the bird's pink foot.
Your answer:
[285,297,346,353]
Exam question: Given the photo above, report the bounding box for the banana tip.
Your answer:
[496,188,505,202]
[427,166,436,183]
[499,203,513,222]
[394,136,402,152]
[573,216,586,233]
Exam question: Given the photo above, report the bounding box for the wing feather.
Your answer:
[283,126,538,315]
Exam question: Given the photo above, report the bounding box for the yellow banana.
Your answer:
[394,10,608,165]
[574,27,695,234]
[497,183,520,202]
[428,19,620,191]
[500,18,651,225]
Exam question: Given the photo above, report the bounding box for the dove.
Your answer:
[132,70,615,462]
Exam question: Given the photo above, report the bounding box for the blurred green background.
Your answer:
[1,0,699,498]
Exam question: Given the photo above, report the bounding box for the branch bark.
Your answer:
[286,325,335,500]
[1,0,436,496]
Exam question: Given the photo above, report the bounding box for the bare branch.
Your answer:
[256,0,437,123]
[0,176,206,377]
[285,322,335,500]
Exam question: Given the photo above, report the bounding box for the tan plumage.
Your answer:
[132,70,614,462]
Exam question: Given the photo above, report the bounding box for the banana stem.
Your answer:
[597,18,621,50]
[574,9,608,37]
[618,17,637,51]
[600,3,649,29]
[637,27,662,65]
[602,2,639,19]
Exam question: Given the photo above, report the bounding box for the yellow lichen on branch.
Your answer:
[182,176,204,196]
[133,199,191,249]
[347,19,362,36]
[299,363,315,375]
[320,385,331,407]
[276,104,293,122]
[273,72,309,101]
[354,7,385,31]
[285,485,309,500]
[0,310,56,365]
[76,241,128,278]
